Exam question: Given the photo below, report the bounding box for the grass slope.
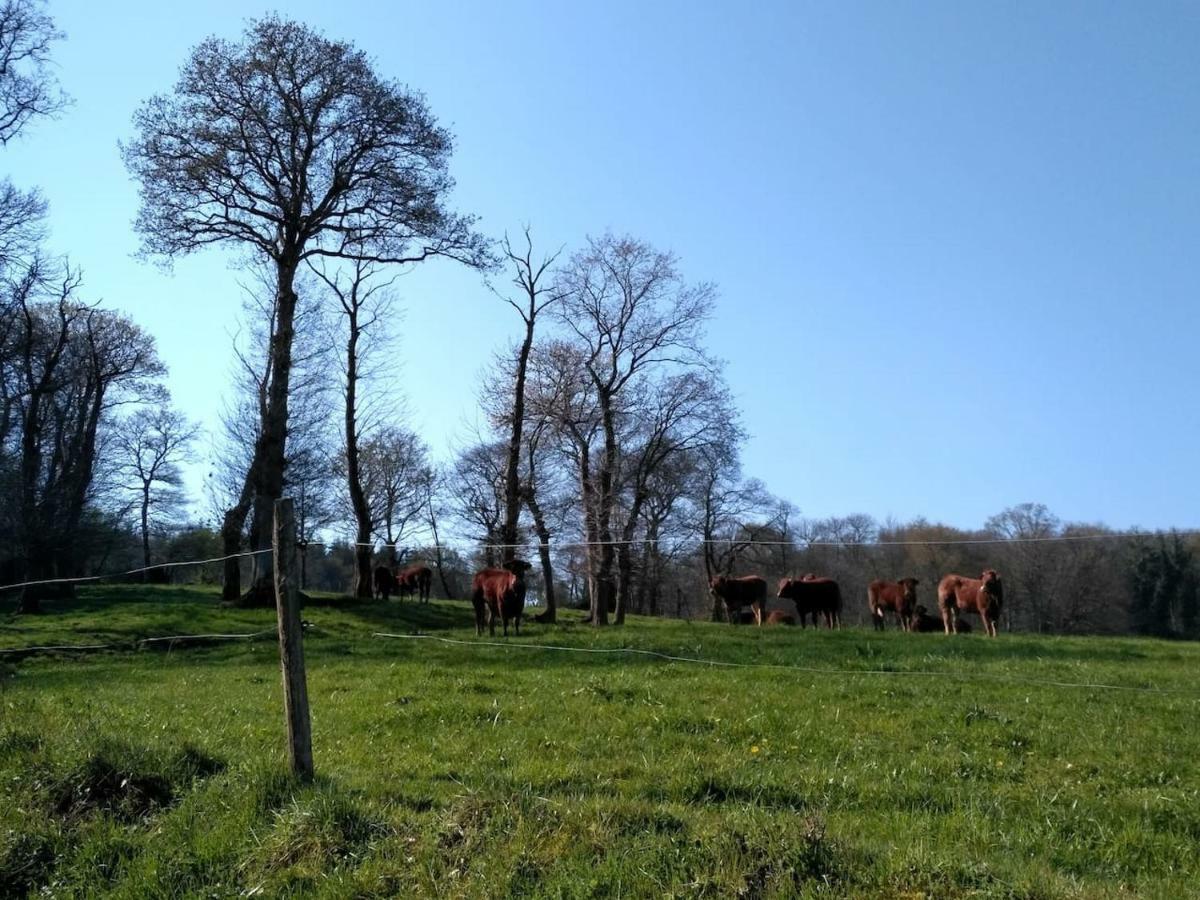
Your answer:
[2,585,1198,898]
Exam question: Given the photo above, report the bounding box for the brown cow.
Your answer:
[766,610,797,626]
[867,578,920,631]
[373,565,394,601]
[472,560,532,637]
[937,570,1002,637]
[395,564,433,603]
[709,575,767,626]
[777,577,842,628]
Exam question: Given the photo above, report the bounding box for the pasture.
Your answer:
[2,586,1198,898]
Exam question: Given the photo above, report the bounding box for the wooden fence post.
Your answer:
[274,497,314,781]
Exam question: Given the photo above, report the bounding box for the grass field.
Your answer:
[2,586,1198,898]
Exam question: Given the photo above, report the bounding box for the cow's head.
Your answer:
[504,559,533,577]
[899,577,920,603]
[776,577,795,598]
[980,570,1002,600]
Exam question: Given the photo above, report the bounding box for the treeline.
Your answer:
[2,6,1196,641]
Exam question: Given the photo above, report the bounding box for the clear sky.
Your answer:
[5,0,1198,531]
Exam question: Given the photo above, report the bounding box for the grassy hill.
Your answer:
[2,585,1198,898]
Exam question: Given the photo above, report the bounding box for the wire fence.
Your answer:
[2,525,1192,597]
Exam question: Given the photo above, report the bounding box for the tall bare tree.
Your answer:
[209,269,334,603]
[123,16,489,602]
[311,257,395,597]
[490,228,564,566]
[556,234,714,625]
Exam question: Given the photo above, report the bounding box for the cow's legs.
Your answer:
[872,610,884,631]
[941,604,956,635]
[753,601,763,626]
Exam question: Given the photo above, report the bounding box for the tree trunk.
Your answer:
[242,255,300,607]
[615,545,633,625]
[343,293,375,599]
[140,480,152,578]
[427,501,455,599]
[525,490,556,623]
[500,317,535,564]
[220,477,254,603]
[590,397,619,626]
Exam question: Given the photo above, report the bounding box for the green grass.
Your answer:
[2,586,1198,898]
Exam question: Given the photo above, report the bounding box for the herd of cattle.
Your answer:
[710,570,1004,636]
[371,560,1005,638]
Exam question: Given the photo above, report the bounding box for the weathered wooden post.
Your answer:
[273,497,314,781]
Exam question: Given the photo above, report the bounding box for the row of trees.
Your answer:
[0,0,201,611]
[2,7,1195,641]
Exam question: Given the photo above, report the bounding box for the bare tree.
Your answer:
[0,0,66,145]
[556,234,715,625]
[123,16,489,603]
[209,269,335,603]
[490,227,564,566]
[449,441,508,567]
[985,502,1063,632]
[612,371,734,623]
[2,263,166,612]
[111,406,199,574]
[311,257,395,597]
[360,426,434,562]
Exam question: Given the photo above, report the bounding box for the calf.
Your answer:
[709,575,767,626]
[472,560,532,637]
[867,578,920,631]
[766,609,797,626]
[777,576,842,628]
[912,604,973,634]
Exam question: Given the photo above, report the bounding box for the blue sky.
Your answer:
[5,0,1199,530]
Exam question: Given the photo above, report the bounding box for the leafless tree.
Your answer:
[555,234,715,625]
[2,262,166,612]
[209,268,335,603]
[611,371,734,622]
[123,15,489,603]
[489,227,565,566]
[985,502,1063,632]
[360,426,434,562]
[111,405,199,574]
[449,440,508,567]
[0,0,66,145]
[311,257,396,597]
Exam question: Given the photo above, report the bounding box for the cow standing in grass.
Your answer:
[777,576,842,628]
[395,564,432,603]
[867,578,920,631]
[709,575,767,626]
[373,565,394,601]
[472,560,532,637]
[938,570,1002,636]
